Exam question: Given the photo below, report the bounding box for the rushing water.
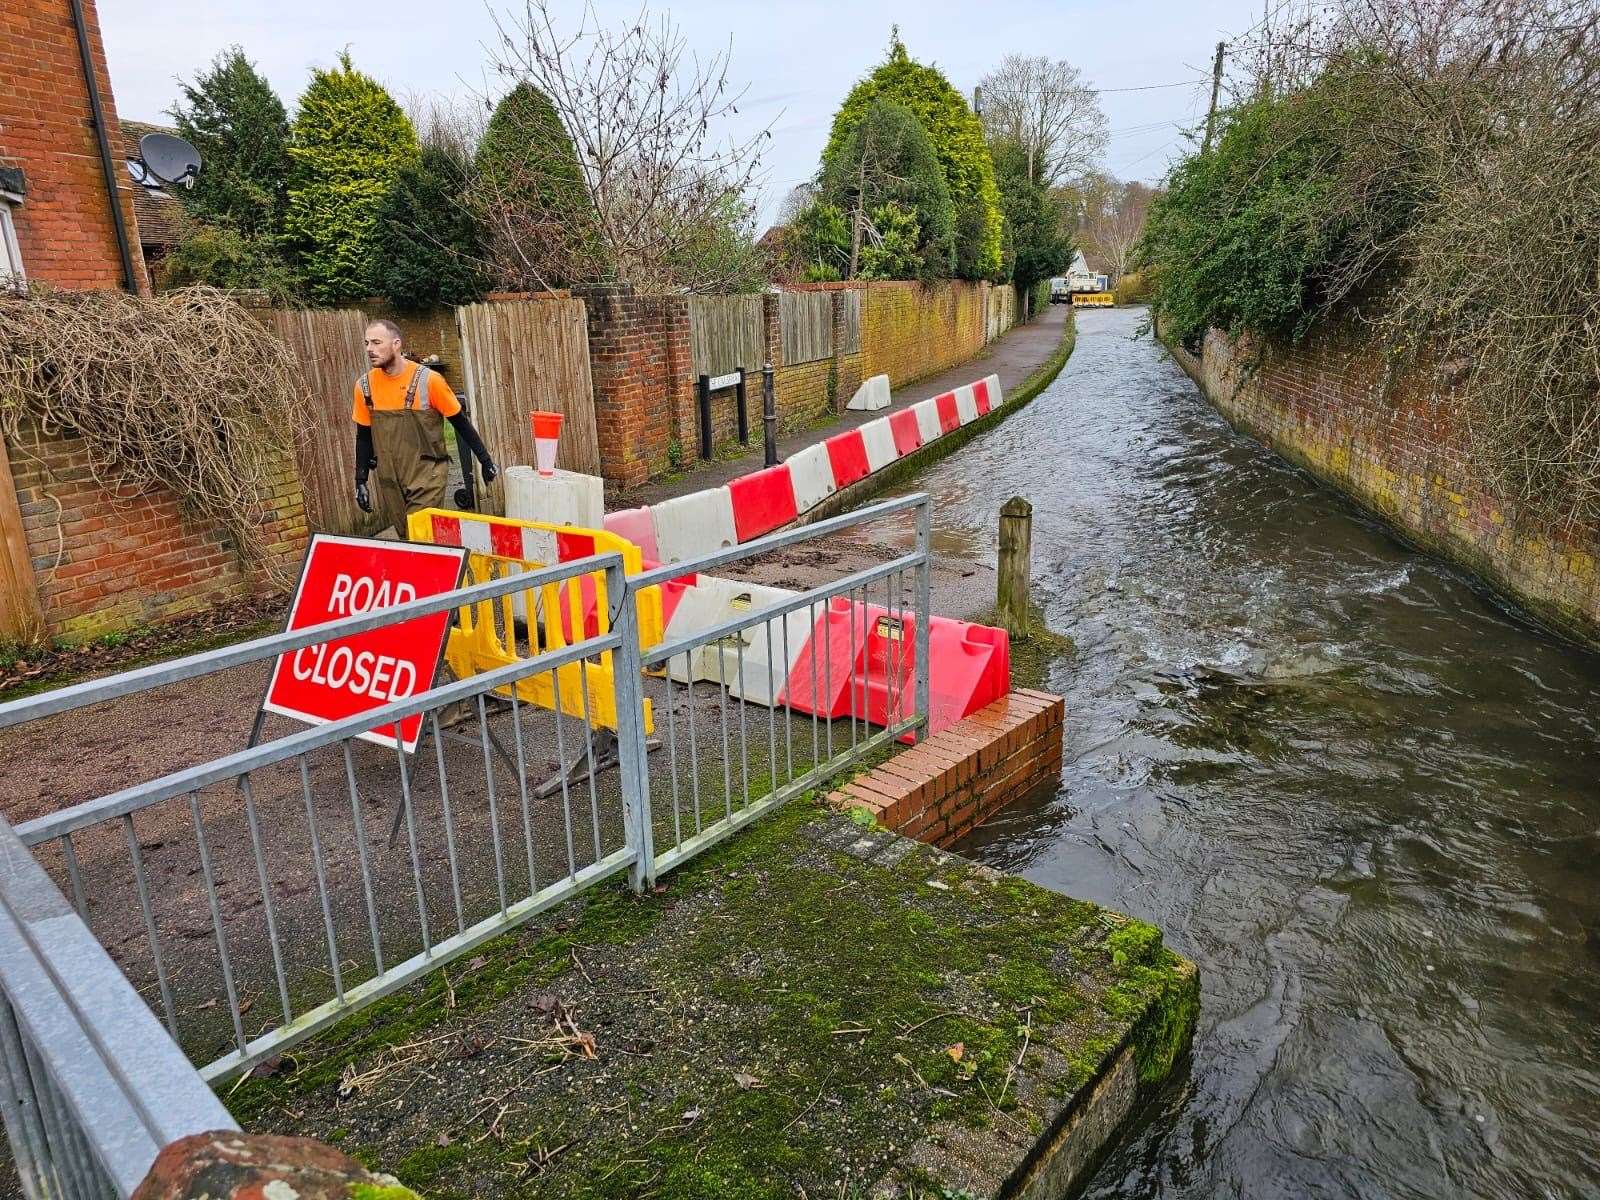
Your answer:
[885,307,1600,1199]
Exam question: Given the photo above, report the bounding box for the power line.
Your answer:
[1096,79,1207,93]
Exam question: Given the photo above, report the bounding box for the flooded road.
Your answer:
[871,307,1600,1198]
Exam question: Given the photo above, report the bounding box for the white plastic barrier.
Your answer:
[984,373,1003,406]
[912,398,942,445]
[663,577,813,703]
[845,372,891,412]
[954,383,980,425]
[787,443,837,512]
[504,467,604,530]
[859,417,898,472]
[602,506,660,562]
[650,486,737,565]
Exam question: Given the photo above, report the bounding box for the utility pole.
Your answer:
[1203,41,1226,154]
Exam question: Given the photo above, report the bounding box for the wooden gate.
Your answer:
[456,298,599,514]
[263,307,369,535]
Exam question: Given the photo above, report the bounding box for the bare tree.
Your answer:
[484,0,772,293]
[978,54,1109,186]
[1073,172,1154,280]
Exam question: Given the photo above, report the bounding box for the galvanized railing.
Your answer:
[0,492,931,1197]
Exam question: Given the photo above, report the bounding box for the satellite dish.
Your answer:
[138,133,202,189]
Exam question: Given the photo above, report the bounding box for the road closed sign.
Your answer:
[262,534,468,752]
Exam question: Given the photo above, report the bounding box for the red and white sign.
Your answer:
[262,534,468,752]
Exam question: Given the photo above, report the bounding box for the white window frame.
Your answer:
[0,189,24,287]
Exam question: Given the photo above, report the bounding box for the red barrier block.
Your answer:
[779,597,885,720]
[603,506,660,562]
[972,378,992,415]
[825,429,872,489]
[923,617,1009,739]
[728,465,799,542]
[888,408,923,455]
[934,390,961,433]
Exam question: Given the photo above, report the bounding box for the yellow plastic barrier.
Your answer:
[406,509,659,734]
[1072,292,1115,307]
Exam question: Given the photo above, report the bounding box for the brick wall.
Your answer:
[8,417,307,641]
[771,289,866,433]
[830,690,1064,848]
[0,0,148,291]
[860,281,990,391]
[1170,322,1600,648]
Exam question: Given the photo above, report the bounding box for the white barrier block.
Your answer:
[985,372,1004,406]
[787,443,837,512]
[651,486,737,565]
[845,372,891,411]
[662,577,812,703]
[912,398,942,444]
[504,466,604,529]
[860,418,897,473]
[954,384,979,425]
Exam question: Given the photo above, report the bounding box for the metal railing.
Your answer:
[0,492,931,1197]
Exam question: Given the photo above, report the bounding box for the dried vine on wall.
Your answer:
[0,285,307,584]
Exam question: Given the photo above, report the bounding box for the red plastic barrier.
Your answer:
[779,599,1010,739]
[825,430,871,489]
[603,507,659,562]
[728,465,799,542]
[888,408,923,455]
[972,378,992,415]
[934,390,961,433]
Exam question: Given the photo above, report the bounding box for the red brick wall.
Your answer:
[577,284,694,487]
[860,281,989,391]
[0,0,149,291]
[1169,323,1600,648]
[830,690,1064,848]
[9,417,306,641]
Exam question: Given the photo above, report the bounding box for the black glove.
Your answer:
[355,478,372,513]
[481,458,499,486]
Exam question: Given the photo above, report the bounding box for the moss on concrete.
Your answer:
[229,793,1194,1199]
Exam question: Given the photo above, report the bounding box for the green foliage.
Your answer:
[820,99,953,279]
[857,201,925,279]
[789,201,850,280]
[662,190,769,294]
[470,82,600,288]
[991,139,1073,292]
[170,47,291,240]
[1138,88,1361,347]
[283,52,419,305]
[369,145,490,309]
[157,219,302,301]
[822,35,1002,279]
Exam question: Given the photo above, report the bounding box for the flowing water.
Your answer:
[879,307,1600,1198]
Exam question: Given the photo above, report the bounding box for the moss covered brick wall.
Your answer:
[1169,323,1600,649]
[860,280,990,391]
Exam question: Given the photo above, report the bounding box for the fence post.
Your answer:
[697,375,713,460]
[608,557,655,891]
[913,496,932,742]
[997,496,1033,637]
[762,360,777,467]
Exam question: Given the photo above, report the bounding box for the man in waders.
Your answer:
[353,319,498,536]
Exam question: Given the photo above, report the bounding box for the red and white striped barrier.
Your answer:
[954,383,979,425]
[787,443,837,511]
[650,486,737,564]
[602,506,660,563]
[825,429,872,490]
[727,465,799,542]
[888,407,923,456]
[911,397,943,444]
[933,390,962,434]
[860,418,898,472]
[976,373,1001,412]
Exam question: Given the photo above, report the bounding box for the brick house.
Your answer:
[0,0,148,291]
[120,120,186,276]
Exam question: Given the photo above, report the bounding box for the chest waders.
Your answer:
[360,364,451,538]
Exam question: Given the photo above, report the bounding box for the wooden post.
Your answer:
[997,496,1032,638]
[0,435,43,643]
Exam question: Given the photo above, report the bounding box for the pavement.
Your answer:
[622,302,1074,506]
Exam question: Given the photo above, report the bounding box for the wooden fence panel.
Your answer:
[0,436,43,641]
[688,295,765,379]
[456,298,599,514]
[779,291,832,366]
[263,307,369,535]
[839,290,862,355]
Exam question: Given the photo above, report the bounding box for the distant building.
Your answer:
[119,120,186,272]
[0,0,148,290]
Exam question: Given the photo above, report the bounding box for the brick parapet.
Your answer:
[829,690,1065,847]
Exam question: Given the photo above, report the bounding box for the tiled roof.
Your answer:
[119,120,185,249]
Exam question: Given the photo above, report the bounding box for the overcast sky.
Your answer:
[99,0,1265,224]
